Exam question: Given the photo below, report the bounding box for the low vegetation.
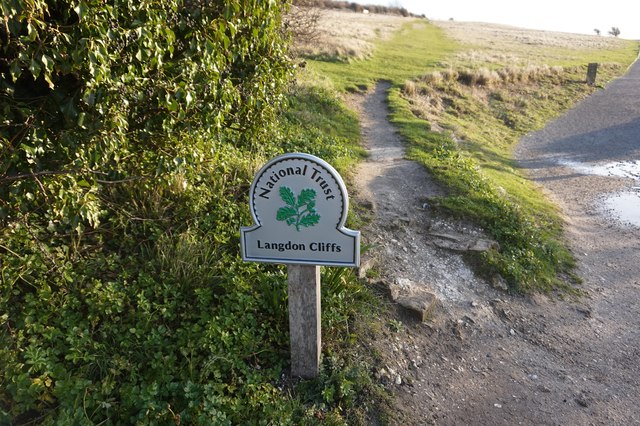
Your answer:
[2,2,638,423]
[307,20,459,91]
[393,25,637,291]
[0,1,376,424]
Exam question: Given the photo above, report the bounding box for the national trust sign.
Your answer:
[241,153,360,267]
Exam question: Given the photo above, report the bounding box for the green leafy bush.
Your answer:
[1,0,290,231]
[0,0,319,423]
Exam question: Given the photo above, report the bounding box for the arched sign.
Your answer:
[241,153,360,267]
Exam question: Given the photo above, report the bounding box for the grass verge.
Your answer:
[306,14,638,292]
[390,61,638,291]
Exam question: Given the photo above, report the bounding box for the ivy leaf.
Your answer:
[297,188,316,207]
[299,213,320,228]
[276,206,297,221]
[279,186,296,207]
[9,61,22,82]
[29,59,41,79]
[74,2,89,20]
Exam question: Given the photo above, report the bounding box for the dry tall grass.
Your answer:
[436,20,628,50]
[290,8,411,61]
[397,20,626,122]
[402,63,576,123]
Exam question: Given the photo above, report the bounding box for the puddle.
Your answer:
[600,191,640,227]
[557,159,640,227]
[557,159,640,180]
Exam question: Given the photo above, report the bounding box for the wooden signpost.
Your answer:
[241,153,360,378]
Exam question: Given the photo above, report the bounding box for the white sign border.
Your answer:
[240,153,360,267]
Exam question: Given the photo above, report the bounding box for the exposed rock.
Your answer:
[428,232,499,253]
[490,275,509,291]
[357,254,378,279]
[389,278,438,322]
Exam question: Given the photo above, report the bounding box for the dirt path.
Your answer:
[350,79,640,425]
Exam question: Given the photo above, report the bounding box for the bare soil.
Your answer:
[349,81,640,425]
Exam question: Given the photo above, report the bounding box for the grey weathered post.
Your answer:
[587,63,598,85]
[287,264,321,378]
[240,153,360,379]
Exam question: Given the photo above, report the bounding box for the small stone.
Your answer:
[491,275,509,291]
[390,279,438,322]
[528,374,539,381]
[395,375,402,385]
[357,255,377,279]
[494,403,502,408]
[377,368,388,380]
[575,397,589,407]
[510,328,516,335]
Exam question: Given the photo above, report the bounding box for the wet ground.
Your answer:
[556,159,640,227]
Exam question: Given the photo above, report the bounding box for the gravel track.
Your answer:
[352,60,640,424]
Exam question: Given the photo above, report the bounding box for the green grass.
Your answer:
[387,85,576,291]
[308,21,460,91]
[392,62,636,291]
[305,15,638,291]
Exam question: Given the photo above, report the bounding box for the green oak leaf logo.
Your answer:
[276,186,321,231]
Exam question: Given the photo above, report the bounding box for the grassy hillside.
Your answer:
[299,11,638,291]
[309,20,459,91]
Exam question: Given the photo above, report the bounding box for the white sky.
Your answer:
[355,0,640,40]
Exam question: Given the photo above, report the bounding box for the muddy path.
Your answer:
[349,78,640,425]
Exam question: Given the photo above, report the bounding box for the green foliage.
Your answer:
[0,0,382,418]
[0,0,359,423]
[1,0,290,235]
[292,266,383,425]
[278,81,366,179]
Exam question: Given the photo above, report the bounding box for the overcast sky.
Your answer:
[354,0,640,40]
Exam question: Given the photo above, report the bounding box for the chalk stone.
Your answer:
[389,278,438,322]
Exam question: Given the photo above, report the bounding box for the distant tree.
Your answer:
[350,2,364,13]
[594,28,601,36]
[609,27,621,37]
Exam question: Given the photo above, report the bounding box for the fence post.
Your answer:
[587,63,598,85]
